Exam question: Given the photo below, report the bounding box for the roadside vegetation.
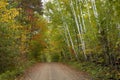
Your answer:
[0,0,120,80]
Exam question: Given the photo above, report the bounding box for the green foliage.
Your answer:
[0,0,45,80]
[44,0,120,79]
[0,0,20,74]
[67,62,120,80]
[0,64,25,80]
[0,0,120,80]
[51,53,60,62]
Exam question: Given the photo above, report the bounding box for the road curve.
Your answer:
[22,63,92,80]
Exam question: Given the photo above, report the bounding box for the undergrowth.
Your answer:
[0,60,36,80]
[67,61,120,80]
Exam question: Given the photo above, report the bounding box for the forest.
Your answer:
[0,0,120,80]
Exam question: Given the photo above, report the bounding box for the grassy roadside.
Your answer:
[66,61,120,80]
[0,60,36,80]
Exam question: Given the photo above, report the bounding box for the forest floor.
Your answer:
[20,63,92,80]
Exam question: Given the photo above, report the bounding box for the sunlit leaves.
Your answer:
[0,0,8,8]
[0,1,19,23]
[44,0,120,67]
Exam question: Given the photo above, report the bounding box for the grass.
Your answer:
[0,67,24,80]
[0,60,36,80]
[66,61,120,80]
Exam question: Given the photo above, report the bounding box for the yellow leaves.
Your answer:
[1,9,19,22]
[0,1,8,9]
[11,24,23,30]
[9,8,19,16]
[35,18,47,30]
[0,1,19,23]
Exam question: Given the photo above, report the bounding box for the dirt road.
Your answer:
[23,63,92,80]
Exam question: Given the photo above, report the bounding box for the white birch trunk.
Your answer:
[57,0,79,61]
[70,0,87,60]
